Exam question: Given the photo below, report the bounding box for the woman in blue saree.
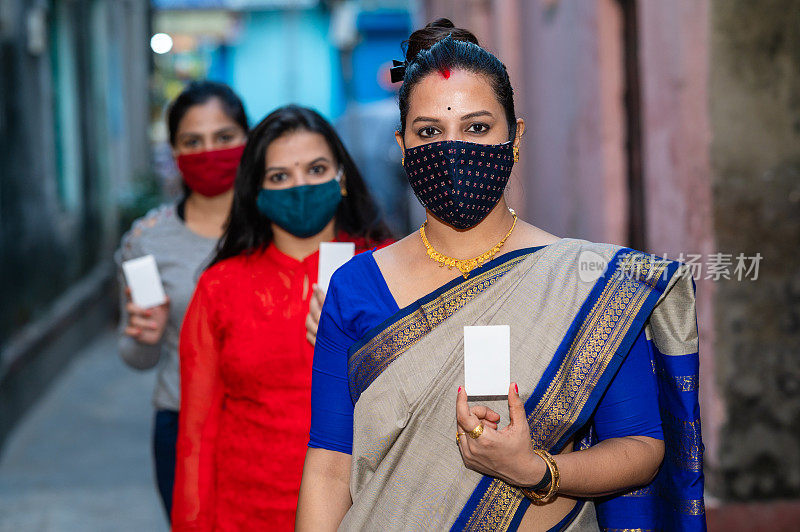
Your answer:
[297,19,705,532]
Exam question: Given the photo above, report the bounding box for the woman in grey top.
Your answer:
[116,81,248,520]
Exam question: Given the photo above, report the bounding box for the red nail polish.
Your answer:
[514,383,519,393]
[458,386,462,393]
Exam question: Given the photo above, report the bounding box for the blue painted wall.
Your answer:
[350,11,410,104]
[217,8,344,123]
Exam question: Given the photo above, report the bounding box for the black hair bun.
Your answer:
[403,18,480,63]
[429,18,455,29]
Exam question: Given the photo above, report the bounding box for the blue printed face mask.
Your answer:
[256,168,343,238]
[403,139,514,229]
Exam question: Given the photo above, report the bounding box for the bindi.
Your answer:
[447,107,451,110]
[440,68,451,80]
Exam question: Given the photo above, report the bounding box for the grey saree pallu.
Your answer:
[339,238,705,532]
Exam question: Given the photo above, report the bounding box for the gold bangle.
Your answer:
[520,449,560,503]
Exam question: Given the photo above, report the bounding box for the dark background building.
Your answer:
[0,0,151,443]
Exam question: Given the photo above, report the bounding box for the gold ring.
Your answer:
[456,432,466,445]
[466,423,484,439]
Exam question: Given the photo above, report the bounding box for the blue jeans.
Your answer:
[153,409,178,521]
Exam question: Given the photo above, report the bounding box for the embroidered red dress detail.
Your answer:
[172,236,383,531]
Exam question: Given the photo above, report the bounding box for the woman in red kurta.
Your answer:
[173,106,391,531]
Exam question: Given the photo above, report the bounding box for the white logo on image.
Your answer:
[577,250,608,283]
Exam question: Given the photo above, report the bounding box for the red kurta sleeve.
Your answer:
[172,277,224,531]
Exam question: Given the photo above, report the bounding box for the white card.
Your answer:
[464,325,511,397]
[318,242,356,292]
[121,255,167,309]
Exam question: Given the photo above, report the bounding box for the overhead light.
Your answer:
[150,33,173,55]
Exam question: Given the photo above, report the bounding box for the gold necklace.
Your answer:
[419,210,518,279]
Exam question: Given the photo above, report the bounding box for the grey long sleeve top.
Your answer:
[115,203,217,411]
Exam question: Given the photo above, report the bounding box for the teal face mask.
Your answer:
[256,168,343,238]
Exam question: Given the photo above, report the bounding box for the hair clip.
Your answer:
[390,59,406,83]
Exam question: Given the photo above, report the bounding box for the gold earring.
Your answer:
[401,156,405,166]
[340,174,347,197]
[513,145,519,163]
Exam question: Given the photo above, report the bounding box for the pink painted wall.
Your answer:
[489,0,528,220]
[637,0,721,471]
[516,0,627,244]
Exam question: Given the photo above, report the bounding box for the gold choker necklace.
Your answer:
[419,210,518,279]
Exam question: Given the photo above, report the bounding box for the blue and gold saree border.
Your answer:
[347,247,543,404]
[452,249,678,532]
[595,331,706,531]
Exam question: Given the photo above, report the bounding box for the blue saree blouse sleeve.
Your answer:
[309,250,663,454]
[309,252,398,454]
[593,327,663,441]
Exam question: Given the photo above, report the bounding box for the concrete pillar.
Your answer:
[709,0,800,500]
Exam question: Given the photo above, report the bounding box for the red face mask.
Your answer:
[176,145,245,197]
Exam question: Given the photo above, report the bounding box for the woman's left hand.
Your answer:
[305,284,326,346]
[456,383,545,487]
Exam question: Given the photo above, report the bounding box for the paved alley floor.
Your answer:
[0,328,169,531]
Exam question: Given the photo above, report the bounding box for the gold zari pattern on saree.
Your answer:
[662,410,704,472]
[462,252,672,531]
[675,499,706,516]
[656,366,699,392]
[621,485,705,516]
